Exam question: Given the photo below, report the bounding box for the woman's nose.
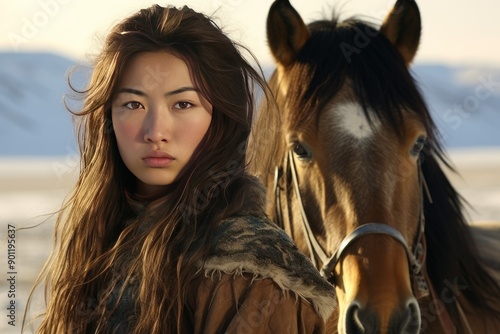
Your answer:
[143,108,170,143]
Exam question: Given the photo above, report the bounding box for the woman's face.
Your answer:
[112,52,212,196]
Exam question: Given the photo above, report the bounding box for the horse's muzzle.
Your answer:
[344,298,420,334]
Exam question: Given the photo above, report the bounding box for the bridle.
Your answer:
[274,150,428,284]
[273,149,468,334]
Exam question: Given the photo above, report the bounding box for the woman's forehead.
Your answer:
[118,52,193,90]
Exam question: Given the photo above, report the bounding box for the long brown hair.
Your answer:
[27,5,272,333]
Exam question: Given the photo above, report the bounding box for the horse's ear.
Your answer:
[381,0,421,66]
[267,0,309,66]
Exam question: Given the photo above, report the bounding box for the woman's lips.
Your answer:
[142,157,174,167]
[142,151,175,167]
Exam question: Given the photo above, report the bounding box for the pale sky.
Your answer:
[1,0,499,67]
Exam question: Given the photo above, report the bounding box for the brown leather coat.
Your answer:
[182,215,336,333]
[184,273,327,333]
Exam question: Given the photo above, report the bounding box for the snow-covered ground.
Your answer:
[0,150,499,334]
[0,52,499,333]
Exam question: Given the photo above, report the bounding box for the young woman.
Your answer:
[29,4,335,333]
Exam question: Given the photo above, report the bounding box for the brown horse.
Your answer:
[249,0,500,333]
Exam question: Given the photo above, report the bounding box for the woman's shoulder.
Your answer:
[200,214,335,320]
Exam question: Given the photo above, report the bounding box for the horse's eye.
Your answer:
[293,142,312,160]
[410,136,426,157]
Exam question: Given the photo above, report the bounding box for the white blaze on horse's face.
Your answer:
[333,102,381,141]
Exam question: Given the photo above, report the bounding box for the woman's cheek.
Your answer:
[114,118,141,144]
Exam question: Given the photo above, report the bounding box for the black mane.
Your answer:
[287,18,436,143]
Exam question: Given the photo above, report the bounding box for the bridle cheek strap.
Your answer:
[287,151,329,268]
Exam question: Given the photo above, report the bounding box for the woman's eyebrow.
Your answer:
[116,86,199,97]
[165,86,199,97]
[116,88,147,96]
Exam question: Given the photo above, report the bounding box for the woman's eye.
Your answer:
[174,101,193,110]
[124,101,144,110]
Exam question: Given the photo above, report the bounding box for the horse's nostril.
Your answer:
[345,302,378,334]
[346,303,364,334]
[390,299,421,334]
[406,299,421,334]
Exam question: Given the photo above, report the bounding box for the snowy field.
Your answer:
[0,149,499,333]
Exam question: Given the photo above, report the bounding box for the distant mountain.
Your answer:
[0,52,82,156]
[0,52,499,157]
[412,64,500,148]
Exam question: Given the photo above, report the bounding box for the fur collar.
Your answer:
[201,215,336,321]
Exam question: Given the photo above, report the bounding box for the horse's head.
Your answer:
[252,0,439,333]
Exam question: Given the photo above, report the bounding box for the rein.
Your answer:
[273,149,468,334]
